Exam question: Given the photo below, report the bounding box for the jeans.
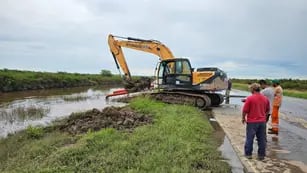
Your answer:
[244,122,266,157]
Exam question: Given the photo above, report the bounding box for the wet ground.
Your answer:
[227,89,307,171]
[220,136,245,173]
[207,110,245,173]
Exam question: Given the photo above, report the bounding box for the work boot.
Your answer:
[257,156,265,161]
[245,155,252,159]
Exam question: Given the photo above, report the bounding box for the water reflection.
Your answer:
[0,86,126,138]
[219,136,244,173]
[0,105,50,122]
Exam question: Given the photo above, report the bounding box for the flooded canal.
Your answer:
[0,86,126,138]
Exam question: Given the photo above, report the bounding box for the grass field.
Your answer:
[283,89,307,99]
[0,97,230,172]
[232,83,249,91]
[232,82,307,99]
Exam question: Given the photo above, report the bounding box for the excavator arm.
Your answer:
[108,34,174,80]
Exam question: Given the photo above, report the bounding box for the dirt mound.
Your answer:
[58,106,152,135]
[124,77,152,92]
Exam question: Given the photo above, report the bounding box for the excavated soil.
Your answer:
[57,106,152,135]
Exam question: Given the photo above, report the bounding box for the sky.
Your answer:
[0,0,306,79]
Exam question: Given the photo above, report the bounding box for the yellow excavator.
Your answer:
[108,34,228,108]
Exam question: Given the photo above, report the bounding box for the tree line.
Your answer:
[231,78,307,90]
[0,69,122,92]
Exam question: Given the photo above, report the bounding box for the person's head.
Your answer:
[272,79,280,87]
[249,83,261,93]
[259,79,267,89]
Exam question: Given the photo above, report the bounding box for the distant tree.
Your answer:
[100,69,112,77]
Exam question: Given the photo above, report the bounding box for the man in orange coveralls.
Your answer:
[268,80,283,135]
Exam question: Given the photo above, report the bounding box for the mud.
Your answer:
[56,106,152,135]
[123,77,152,92]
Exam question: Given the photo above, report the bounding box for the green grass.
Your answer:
[0,97,230,173]
[231,78,307,90]
[26,125,45,139]
[233,82,307,99]
[232,83,249,91]
[283,89,307,99]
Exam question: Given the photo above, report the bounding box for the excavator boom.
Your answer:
[108,34,174,80]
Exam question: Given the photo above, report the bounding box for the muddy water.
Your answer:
[205,110,244,173]
[228,89,307,169]
[220,137,245,173]
[0,86,126,138]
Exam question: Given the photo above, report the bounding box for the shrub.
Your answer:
[26,125,44,139]
[100,69,112,77]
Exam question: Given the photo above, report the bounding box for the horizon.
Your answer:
[1,67,306,81]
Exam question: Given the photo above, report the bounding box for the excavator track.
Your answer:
[150,91,223,109]
[206,93,224,106]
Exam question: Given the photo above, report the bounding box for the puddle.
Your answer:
[206,110,244,173]
[219,136,244,173]
[268,119,307,165]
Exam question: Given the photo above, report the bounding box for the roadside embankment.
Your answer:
[212,104,306,173]
[0,96,231,172]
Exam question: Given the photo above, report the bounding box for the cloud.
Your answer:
[0,0,306,79]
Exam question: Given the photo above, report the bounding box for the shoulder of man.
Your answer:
[246,94,258,101]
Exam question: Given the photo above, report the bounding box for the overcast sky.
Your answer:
[0,0,306,79]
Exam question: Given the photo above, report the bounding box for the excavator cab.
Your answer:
[156,58,193,89]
